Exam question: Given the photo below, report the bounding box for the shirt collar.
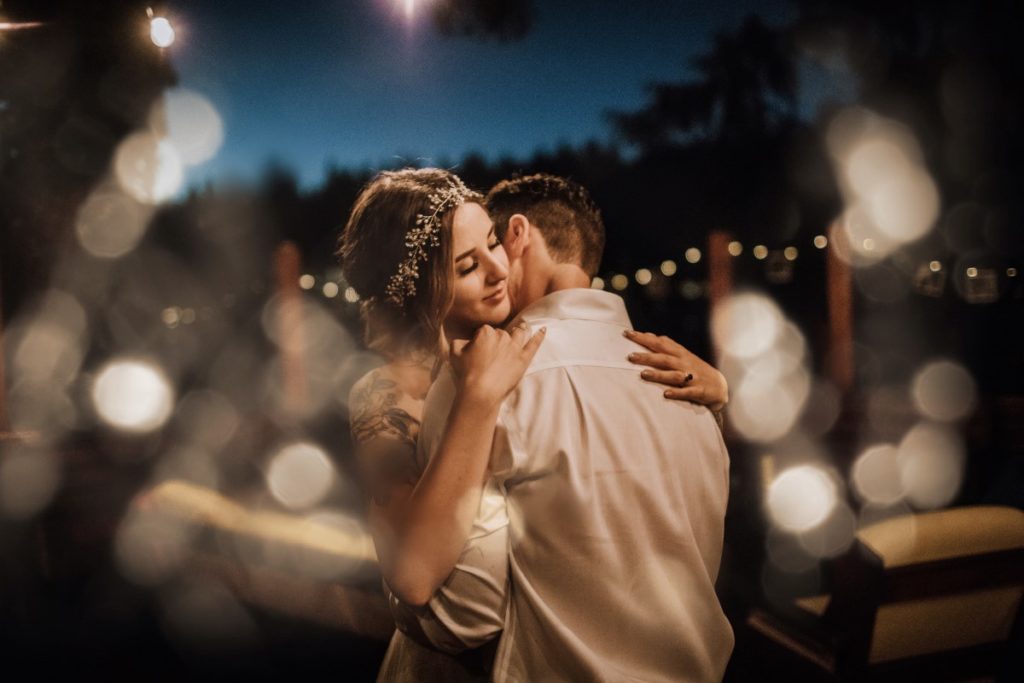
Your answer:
[509,288,632,328]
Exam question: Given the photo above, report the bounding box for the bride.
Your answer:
[338,168,727,681]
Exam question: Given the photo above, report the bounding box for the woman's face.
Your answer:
[445,202,511,338]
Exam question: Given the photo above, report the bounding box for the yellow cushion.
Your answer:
[857,506,1024,568]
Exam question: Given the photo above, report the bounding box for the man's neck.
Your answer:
[545,264,591,294]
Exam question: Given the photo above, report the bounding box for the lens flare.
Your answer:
[897,422,965,510]
[767,465,838,532]
[92,359,174,433]
[911,359,977,422]
[114,131,184,204]
[266,442,336,510]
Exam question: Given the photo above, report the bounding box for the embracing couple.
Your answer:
[339,169,733,682]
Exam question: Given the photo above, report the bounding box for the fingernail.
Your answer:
[623,329,633,337]
[664,390,672,398]
[540,326,547,333]
[641,371,651,379]
[627,353,637,361]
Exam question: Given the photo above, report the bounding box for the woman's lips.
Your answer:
[483,286,506,303]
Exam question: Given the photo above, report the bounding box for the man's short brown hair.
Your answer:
[485,174,605,277]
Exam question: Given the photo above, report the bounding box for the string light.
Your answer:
[322,282,339,298]
[728,241,743,256]
[929,261,942,273]
[299,274,315,290]
[813,235,828,249]
[635,268,652,285]
[149,16,175,48]
[685,247,701,264]
[966,267,978,278]
[1009,268,1018,277]
[591,277,605,289]
[660,260,677,277]
[753,245,768,260]
[783,247,798,261]
[611,274,628,291]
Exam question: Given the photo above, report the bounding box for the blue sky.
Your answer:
[168,0,826,190]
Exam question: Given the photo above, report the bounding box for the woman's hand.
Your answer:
[450,323,546,407]
[624,329,728,412]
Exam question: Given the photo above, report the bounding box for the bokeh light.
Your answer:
[299,274,315,290]
[322,282,339,298]
[344,286,360,302]
[266,442,336,510]
[659,260,677,276]
[897,422,965,510]
[813,235,828,249]
[611,274,628,291]
[590,276,605,289]
[0,443,61,519]
[635,268,652,285]
[685,247,701,264]
[851,444,905,505]
[728,241,743,256]
[92,359,175,433]
[910,359,977,422]
[797,501,856,559]
[151,88,223,166]
[114,131,184,204]
[767,465,838,532]
[753,245,768,260]
[75,187,155,258]
[711,292,783,359]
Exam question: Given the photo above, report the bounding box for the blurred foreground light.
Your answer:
[150,17,175,48]
[266,442,336,510]
[322,282,339,298]
[729,366,810,443]
[851,444,905,505]
[685,247,701,264]
[343,286,360,302]
[115,504,196,584]
[897,422,965,510]
[114,131,183,204]
[635,268,652,285]
[711,292,783,359]
[929,260,942,272]
[76,188,154,258]
[813,235,828,249]
[12,291,87,386]
[784,247,798,261]
[728,241,743,256]
[660,260,677,277]
[152,89,223,165]
[0,445,61,519]
[92,359,174,433]
[966,266,978,278]
[753,245,768,260]
[911,359,977,422]
[798,502,856,559]
[299,274,315,290]
[591,277,605,289]
[767,465,838,532]
[611,274,628,291]
[160,580,258,652]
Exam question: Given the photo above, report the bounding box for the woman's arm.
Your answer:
[624,329,729,414]
[351,325,544,607]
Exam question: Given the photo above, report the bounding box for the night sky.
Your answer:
[170,0,807,189]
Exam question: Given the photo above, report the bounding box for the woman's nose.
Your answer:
[482,250,508,282]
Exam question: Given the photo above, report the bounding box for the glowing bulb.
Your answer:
[635,268,652,285]
[611,274,628,291]
[728,241,743,256]
[322,282,339,298]
[685,247,701,264]
[299,274,315,290]
[92,359,174,433]
[911,359,977,422]
[150,17,175,48]
[966,266,978,278]
[591,277,605,289]
[784,247,798,261]
[343,286,359,303]
[660,260,677,277]
[753,245,768,260]
[813,235,827,249]
[929,260,942,272]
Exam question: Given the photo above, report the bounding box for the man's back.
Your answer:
[491,289,733,682]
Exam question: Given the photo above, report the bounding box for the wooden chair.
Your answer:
[745,505,1024,681]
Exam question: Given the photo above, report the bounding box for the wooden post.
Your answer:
[826,225,855,394]
[707,230,734,364]
[274,242,307,416]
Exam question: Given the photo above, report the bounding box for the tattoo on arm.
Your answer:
[350,374,423,506]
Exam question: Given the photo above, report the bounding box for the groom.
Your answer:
[416,174,734,681]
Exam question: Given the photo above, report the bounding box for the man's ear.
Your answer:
[502,214,531,259]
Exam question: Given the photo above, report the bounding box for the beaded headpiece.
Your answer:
[383,175,474,306]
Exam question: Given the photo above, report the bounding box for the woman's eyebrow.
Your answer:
[455,246,475,261]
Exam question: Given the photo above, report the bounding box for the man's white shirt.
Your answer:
[401,288,733,681]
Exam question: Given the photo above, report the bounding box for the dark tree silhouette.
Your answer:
[430,0,533,41]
